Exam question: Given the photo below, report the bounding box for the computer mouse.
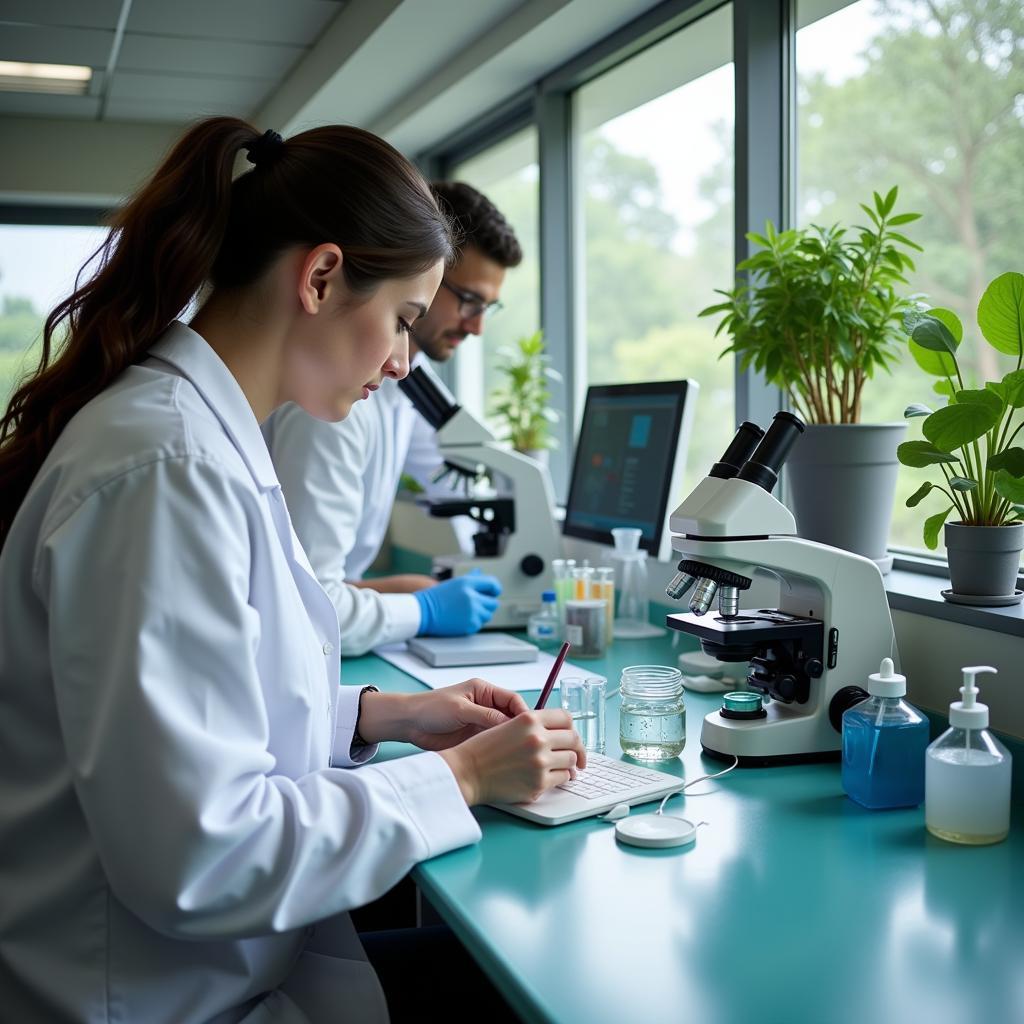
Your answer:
[615,813,696,849]
[601,803,631,821]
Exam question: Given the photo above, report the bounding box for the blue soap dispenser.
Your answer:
[841,657,930,809]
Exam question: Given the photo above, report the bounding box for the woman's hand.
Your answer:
[402,679,529,751]
[438,710,587,806]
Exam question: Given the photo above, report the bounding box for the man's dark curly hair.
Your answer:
[431,181,523,269]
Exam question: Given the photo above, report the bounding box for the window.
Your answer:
[574,4,735,496]
[449,127,541,427]
[0,223,108,407]
[796,0,1024,555]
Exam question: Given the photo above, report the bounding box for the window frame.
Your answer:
[417,0,789,500]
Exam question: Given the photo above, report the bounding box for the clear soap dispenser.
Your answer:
[925,666,1012,845]
[841,657,929,809]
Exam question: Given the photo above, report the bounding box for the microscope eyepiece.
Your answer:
[735,410,805,493]
[708,421,764,480]
[399,366,460,429]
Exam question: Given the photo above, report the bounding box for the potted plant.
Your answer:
[700,187,922,572]
[489,330,562,462]
[897,271,1024,604]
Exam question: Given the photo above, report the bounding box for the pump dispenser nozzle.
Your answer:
[949,665,997,729]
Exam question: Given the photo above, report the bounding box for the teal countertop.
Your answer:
[341,632,1024,1024]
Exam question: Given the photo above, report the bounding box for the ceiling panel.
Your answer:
[127,0,343,46]
[0,92,101,118]
[103,95,250,122]
[0,21,113,66]
[108,70,271,107]
[117,33,304,79]
[0,0,124,30]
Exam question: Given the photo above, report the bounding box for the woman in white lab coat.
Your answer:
[0,117,584,1024]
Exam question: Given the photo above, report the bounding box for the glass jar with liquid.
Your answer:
[619,665,685,761]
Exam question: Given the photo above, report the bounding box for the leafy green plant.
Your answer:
[489,331,561,453]
[396,473,424,495]
[700,187,922,423]
[898,271,1024,548]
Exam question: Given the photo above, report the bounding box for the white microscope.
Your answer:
[399,365,562,629]
[664,412,898,765]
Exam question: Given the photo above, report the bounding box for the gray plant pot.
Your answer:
[945,521,1024,598]
[784,423,907,574]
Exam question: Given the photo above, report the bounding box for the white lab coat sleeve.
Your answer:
[269,408,422,655]
[332,587,421,657]
[332,684,377,766]
[402,423,480,554]
[37,455,480,940]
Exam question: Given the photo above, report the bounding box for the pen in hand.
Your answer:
[534,641,571,711]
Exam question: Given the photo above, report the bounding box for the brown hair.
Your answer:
[0,116,453,548]
[431,181,522,268]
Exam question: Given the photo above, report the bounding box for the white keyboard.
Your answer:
[557,752,671,800]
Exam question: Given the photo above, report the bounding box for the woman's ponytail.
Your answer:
[0,117,260,547]
[0,115,453,549]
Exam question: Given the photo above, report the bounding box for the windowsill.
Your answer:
[885,565,1024,638]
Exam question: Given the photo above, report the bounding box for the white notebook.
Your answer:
[374,642,593,693]
[406,633,539,667]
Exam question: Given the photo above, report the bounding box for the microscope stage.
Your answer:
[666,609,821,644]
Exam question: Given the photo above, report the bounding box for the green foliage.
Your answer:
[0,293,44,408]
[700,187,921,423]
[488,331,562,453]
[397,473,425,495]
[0,294,43,354]
[898,271,1024,544]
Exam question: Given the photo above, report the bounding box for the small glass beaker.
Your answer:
[565,599,607,658]
[619,665,685,761]
[560,676,606,754]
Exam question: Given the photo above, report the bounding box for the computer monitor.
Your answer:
[562,380,697,561]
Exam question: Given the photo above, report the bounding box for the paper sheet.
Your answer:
[374,642,599,693]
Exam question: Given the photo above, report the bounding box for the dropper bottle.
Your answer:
[841,657,929,809]
[925,665,1012,845]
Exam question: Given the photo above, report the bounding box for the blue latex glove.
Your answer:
[414,571,502,637]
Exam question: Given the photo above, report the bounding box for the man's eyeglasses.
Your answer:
[441,279,503,320]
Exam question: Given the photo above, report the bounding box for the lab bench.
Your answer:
[341,632,1024,1024]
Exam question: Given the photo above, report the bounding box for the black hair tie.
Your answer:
[246,129,284,167]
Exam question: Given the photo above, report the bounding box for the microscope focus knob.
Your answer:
[805,658,824,679]
[520,554,545,578]
[775,674,798,701]
[828,686,870,733]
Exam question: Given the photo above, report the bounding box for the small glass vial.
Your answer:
[570,565,595,600]
[555,559,576,626]
[527,590,561,651]
[594,567,615,646]
[619,665,685,761]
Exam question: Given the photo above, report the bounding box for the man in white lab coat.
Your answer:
[265,182,523,655]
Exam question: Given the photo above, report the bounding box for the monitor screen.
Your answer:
[562,380,694,556]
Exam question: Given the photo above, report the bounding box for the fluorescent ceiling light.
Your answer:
[0,61,92,95]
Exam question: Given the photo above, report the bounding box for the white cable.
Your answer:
[657,755,740,815]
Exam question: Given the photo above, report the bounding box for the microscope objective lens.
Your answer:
[718,586,740,618]
[689,578,718,617]
[666,572,697,600]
